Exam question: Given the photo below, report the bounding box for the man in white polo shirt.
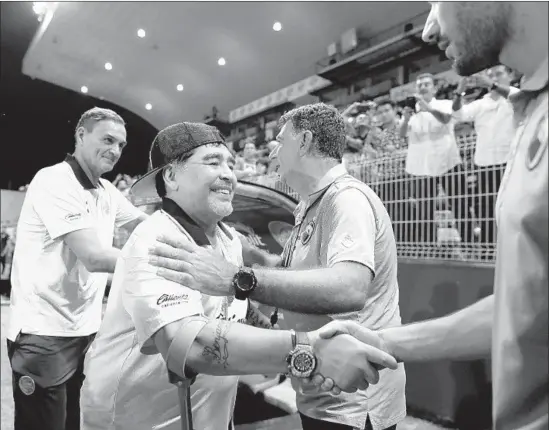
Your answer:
[149,105,406,430]
[81,122,397,430]
[400,73,464,246]
[7,107,146,430]
[452,65,519,245]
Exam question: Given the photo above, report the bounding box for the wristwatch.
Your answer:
[232,267,257,300]
[287,331,317,378]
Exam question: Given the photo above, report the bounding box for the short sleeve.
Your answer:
[105,181,143,228]
[320,187,376,276]
[31,170,93,240]
[453,100,481,123]
[121,231,206,354]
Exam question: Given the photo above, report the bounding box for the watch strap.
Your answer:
[290,330,297,349]
[295,331,310,347]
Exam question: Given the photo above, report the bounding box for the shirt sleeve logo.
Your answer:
[157,293,189,308]
[341,233,355,249]
[65,213,82,222]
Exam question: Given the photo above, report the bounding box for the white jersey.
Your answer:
[8,155,141,340]
[81,205,248,430]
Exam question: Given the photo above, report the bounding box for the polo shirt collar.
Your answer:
[305,164,348,208]
[64,153,102,190]
[520,56,548,92]
[161,197,233,246]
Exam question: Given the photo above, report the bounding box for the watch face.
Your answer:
[290,349,316,378]
[237,270,255,291]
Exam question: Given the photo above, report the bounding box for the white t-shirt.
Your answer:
[452,88,520,166]
[81,209,248,430]
[405,98,462,177]
[8,158,142,340]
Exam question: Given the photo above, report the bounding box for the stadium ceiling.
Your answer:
[23,1,428,130]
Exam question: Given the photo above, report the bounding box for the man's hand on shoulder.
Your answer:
[149,233,238,296]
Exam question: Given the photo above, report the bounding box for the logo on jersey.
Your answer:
[341,233,355,249]
[157,293,189,307]
[65,213,82,222]
[301,220,316,245]
[18,375,35,396]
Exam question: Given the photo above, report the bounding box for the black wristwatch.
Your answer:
[287,331,317,378]
[232,267,257,300]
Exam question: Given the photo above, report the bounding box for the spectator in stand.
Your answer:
[370,99,410,245]
[400,73,464,248]
[235,141,259,180]
[256,158,269,176]
[452,65,519,246]
[254,158,278,187]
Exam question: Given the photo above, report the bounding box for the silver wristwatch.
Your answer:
[287,330,317,378]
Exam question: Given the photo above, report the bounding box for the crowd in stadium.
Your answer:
[0,66,520,298]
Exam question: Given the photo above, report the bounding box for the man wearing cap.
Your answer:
[80,122,397,430]
[6,107,147,430]
[148,105,406,430]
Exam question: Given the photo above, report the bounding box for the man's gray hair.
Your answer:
[278,103,345,161]
[74,107,125,140]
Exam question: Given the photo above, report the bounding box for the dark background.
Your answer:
[0,2,158,190]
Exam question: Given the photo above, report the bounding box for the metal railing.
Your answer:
[249,127,502,264]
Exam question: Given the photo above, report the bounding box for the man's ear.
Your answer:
[163,165,179,192]
[298,130,314,156]
[75,127,86,145]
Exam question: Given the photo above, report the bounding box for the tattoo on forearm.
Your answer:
[246,306,272,329]
[202,321,231,368]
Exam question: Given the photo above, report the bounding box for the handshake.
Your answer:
[304,320,398,395]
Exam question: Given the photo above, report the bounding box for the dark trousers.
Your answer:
[300,413,397,430]
[7,332,95,430]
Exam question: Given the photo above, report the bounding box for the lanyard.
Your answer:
[270,184,334,326]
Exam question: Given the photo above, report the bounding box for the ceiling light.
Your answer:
[145,103,152,110]
[104,62,113,71]
[80,86,88,94]
[218,57,226,66]
[176,84,184,91]
[273,22,282,32]
[137,29,146,38]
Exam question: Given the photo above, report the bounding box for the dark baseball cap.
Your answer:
[131,122,226,198]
